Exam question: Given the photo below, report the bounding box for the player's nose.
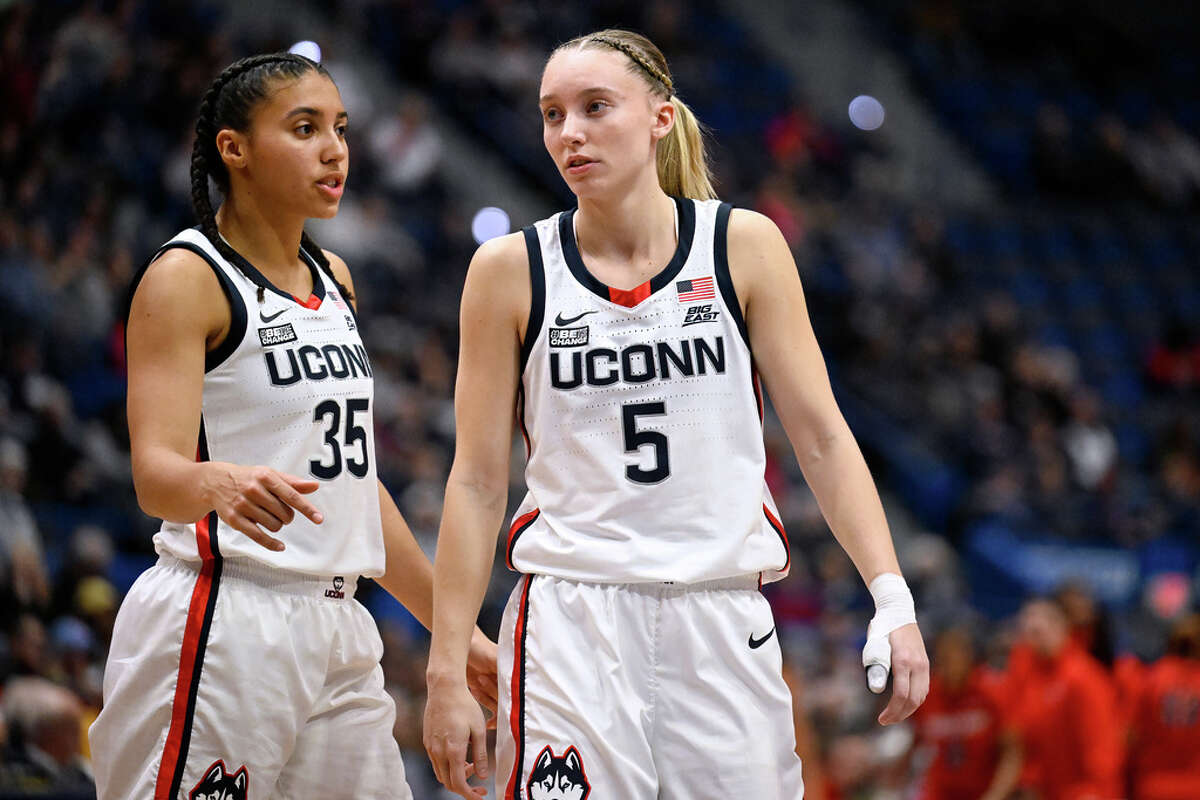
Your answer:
[560,113,586,146]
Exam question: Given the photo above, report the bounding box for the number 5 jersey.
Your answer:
[142,228,384,578]
[508,198,790,585]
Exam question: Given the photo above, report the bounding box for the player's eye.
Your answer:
[295,123,314,135]
[336,124,348,137]
[543,107,561,122]
[587,100,607,113]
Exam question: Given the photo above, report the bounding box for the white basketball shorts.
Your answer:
[496,574,805,799]
[89,555,411,800]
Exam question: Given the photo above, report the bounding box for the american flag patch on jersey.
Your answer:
[676,277,715,303]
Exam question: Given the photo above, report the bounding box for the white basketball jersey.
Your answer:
[507,198,790,585]
[147,228,384,577]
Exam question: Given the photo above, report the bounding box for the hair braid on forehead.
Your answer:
[588,35,674,95]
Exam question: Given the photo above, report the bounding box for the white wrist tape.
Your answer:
[862,573,916,692]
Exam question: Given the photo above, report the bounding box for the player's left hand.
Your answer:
[467,629,499,727]
[877,623,929,725]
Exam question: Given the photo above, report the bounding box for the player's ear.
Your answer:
[564,746,582,771]
[534,746,553,771]
[215,128,249,172]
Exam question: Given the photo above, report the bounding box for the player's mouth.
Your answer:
[316,174,344,199]
[565,155,596,175]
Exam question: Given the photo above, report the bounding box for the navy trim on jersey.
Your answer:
[198,417,210,462]
[217,234,327,307]
[519,225,546,373]
[126,242,248,374]
[713,202,750,349]
[558,196,696,306]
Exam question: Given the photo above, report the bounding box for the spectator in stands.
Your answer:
[0,438,49,612]
[1010,597,1122,800]
[912,627,1021,800]
[1129,613,1200,800]
[0,677,94,792]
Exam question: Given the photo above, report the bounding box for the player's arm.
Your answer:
[127,250,322,550]
[424,233,528,798]
[326,249,499,715]
[728,208,928,724]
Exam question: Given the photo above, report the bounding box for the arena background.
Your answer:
[1,0,1198,797]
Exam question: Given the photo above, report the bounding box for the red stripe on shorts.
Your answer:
[154,511,221,799]
[504,575,533,800]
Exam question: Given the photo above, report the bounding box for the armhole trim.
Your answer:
[519,225,546,374]
[713,202,750,349]
[126,242,247,374]
[710,203,748,347]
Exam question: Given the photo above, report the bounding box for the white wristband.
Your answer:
[862,573,916,693]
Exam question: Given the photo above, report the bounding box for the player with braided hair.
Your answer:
[89,52,497,800]
[424,29,928,798]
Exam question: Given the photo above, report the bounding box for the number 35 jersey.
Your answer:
[508,198,790,585]
[146,228,384,577]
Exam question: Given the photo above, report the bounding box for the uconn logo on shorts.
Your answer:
[527,745,590,800]
[190,760,247,800]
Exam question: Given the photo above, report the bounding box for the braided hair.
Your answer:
[190,52,354,303]
[553,30,716,200]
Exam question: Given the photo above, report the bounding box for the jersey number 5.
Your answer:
[622,402,670,484]
[311,398,370,479]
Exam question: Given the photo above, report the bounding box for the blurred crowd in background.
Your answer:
[0,0,1197,797]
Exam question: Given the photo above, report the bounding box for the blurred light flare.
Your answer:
[849,95,886,131]
[472,207,511,244]
[289,40,323,63]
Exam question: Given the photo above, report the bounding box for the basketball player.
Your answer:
[88,53,496,800]
[424,30,929,799]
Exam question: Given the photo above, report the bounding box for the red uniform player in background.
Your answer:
[913,627,1021,800]
[1010,598,1122,800]
[1129,614,1200,800]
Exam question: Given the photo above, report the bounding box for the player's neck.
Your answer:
[575,179,676,266]
[215,194,306,280]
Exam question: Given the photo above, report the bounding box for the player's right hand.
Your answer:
[424,680,489,798]
[201,462,324,551]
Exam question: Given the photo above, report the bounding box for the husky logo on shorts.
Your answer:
[189,760,248,800]
[526,745,590,800]
[325,575,345,599]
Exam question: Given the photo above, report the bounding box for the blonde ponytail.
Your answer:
[658,96,716,200]
[556,29,717,200]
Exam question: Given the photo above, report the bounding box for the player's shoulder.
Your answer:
[129,241,229,332]
[723,208,795,293]
[135,242,226,307]
[726,208,787,253]
[468,231,530,282]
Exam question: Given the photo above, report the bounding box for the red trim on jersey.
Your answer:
[154,515,218,800]
[505,576,533,800]
[505,509,541,571]
[763,504,790,574]
[294,292,322,309]
[607,280,651,308]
